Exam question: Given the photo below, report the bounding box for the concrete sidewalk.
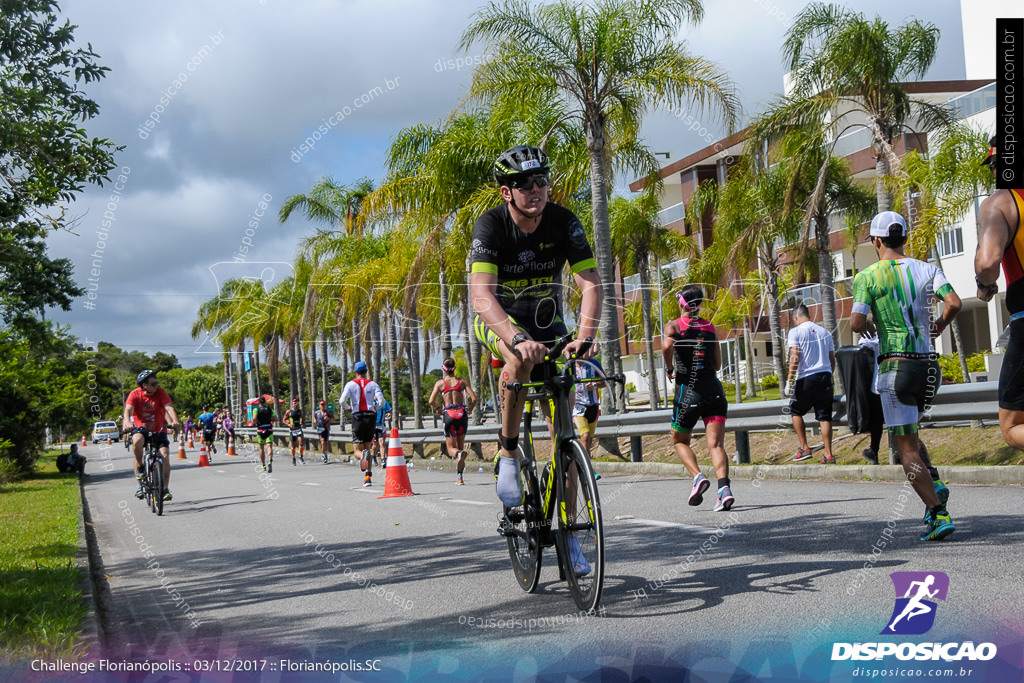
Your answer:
[591,460,1024,485]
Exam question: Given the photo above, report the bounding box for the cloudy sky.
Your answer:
[47,0,972,367]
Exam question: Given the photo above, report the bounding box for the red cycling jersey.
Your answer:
[126,387,173,432]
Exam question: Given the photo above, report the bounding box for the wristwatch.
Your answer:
[510,332,529,348]
[976,275,996,290]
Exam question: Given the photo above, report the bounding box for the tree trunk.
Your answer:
[236,344,246,417]
[817,214,839,348]
[253,343,262,398]
[929,248,971,384]
[308,339,317,411]
[743,322,757,399]
[439,264,452,361]
[319,331,329,405]
[586,124,625,415]
[293,338,305,416]
[371,314,382,382]
[288,338,298,408]
[223,351,232,412]
[875,144,893,213]
[638,257,660,410]
[269,336,279,423]
[765,266,787,383]
[407,310,423,429]
[385,304,401,428]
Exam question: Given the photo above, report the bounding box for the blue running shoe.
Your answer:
[920,510,955,541]
[688,473,710,506]
[924,480,951,523]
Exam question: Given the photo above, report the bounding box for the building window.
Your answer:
[935,225,963,258]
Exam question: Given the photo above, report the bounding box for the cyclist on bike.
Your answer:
[339,361,386,487]
[314,401,334,463]
[254,396,275,472]
[283,398,305,465]
[124,370,179,501]
[662,285,733,511]
[975,136,1024,451]
[850,211,961,541]
[196,405,217,459]
[428,357,479,485]
[470,145,602,564]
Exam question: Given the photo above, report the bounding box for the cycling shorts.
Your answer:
[374,426,386,440]
[256,426,274,445]
[671,382,728,433]
[999,318,1024,411]
[788,372,834,422]
[877,358,941,436]
[289,428,303,443]
[573,403,600,436]
[202,428,216,443]
[442,405,469,438]
[473,313,567,361]
[351,411,376,444]
[131,428,169,449]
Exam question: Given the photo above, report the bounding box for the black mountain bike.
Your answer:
[497,335,623,613]
[138,429,168,516]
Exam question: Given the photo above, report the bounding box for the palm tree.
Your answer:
[769,2,952,213]
[460,0,738,411]
[610,189,694,409]
[279,176,375,236]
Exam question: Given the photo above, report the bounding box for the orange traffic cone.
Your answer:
[177,434,188,460]
[106,435,112,445]
[378,427,415,498]
[198,442,210,467]
[187,433,194,448]
[81,435,87,447]
[227,433,236,456]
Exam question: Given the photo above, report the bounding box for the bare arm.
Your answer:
[427,380,443,411]
[661,321,678,379]
[829,350,836,373]
[933,290,962,336]
[463,380,478,408]
[787,346,801,384]
[976,191,1013,301]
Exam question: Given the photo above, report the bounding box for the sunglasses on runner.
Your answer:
[508,174,549,191]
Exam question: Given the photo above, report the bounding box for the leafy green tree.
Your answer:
[173,370,225,417]
[460,0,737,411]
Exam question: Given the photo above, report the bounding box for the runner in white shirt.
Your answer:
[339,361,386,486]
[785,304,836,463]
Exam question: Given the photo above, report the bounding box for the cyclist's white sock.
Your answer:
[495,456,522,507]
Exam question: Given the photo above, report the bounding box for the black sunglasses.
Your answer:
[508,174,549,191]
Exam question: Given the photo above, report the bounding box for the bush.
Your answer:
[760,374,779,389]
[936,351,990,383]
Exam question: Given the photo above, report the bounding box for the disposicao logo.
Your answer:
[831,572,997,662]
[882,571,948,635]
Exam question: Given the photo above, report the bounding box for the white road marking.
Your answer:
[438,497,492,506]
[618,517,745,535]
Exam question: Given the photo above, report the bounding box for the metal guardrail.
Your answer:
[236,381,1000,452]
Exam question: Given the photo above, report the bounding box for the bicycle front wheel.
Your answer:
[143,453,155,509]
[504,447,543,593]
[554,439,604,613]
[151,457,164,515]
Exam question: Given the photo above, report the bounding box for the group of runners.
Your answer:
[112,139,1024,549]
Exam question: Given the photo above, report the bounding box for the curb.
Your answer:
[76,475,103,657]
[590,461,1024,485]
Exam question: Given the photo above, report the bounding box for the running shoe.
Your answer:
[212,445,217,454]
[162,490,173,501]
[924,480,951,523]
[792,448,813,462]
[292,457,296,466]
[688,472,710,506]
[300,455,305,464]
[455,474,465,486]
[594,472,602,480]
[861,448,879,465]
[819,455,836,464]
[566,534,591,576]
[135,483,145,499]
[267,460,272,473]
[920,509,955,541]
[363,475,372,488]
[713,485,735,512]
[322,454,328,463]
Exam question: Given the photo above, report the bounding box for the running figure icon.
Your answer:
[887,575,938,632]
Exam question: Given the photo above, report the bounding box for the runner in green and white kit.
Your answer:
[850,211,961,542]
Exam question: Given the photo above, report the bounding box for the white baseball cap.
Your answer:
[869,211,907,238]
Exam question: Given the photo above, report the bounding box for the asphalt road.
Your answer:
[73,438,1024,681]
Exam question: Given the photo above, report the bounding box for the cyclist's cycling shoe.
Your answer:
[567,534,591,576]
[713,485,735,512]
[135,483,145,499]
[162,489,173,501]
[688,473,710,506]
[495,456,523,507]
[921,509,955,541]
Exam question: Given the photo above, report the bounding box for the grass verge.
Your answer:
[0,448,87,662]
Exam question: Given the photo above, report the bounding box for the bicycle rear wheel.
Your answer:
[503,447,543,593]
[554,439,604,613]
[151,456,164,516]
